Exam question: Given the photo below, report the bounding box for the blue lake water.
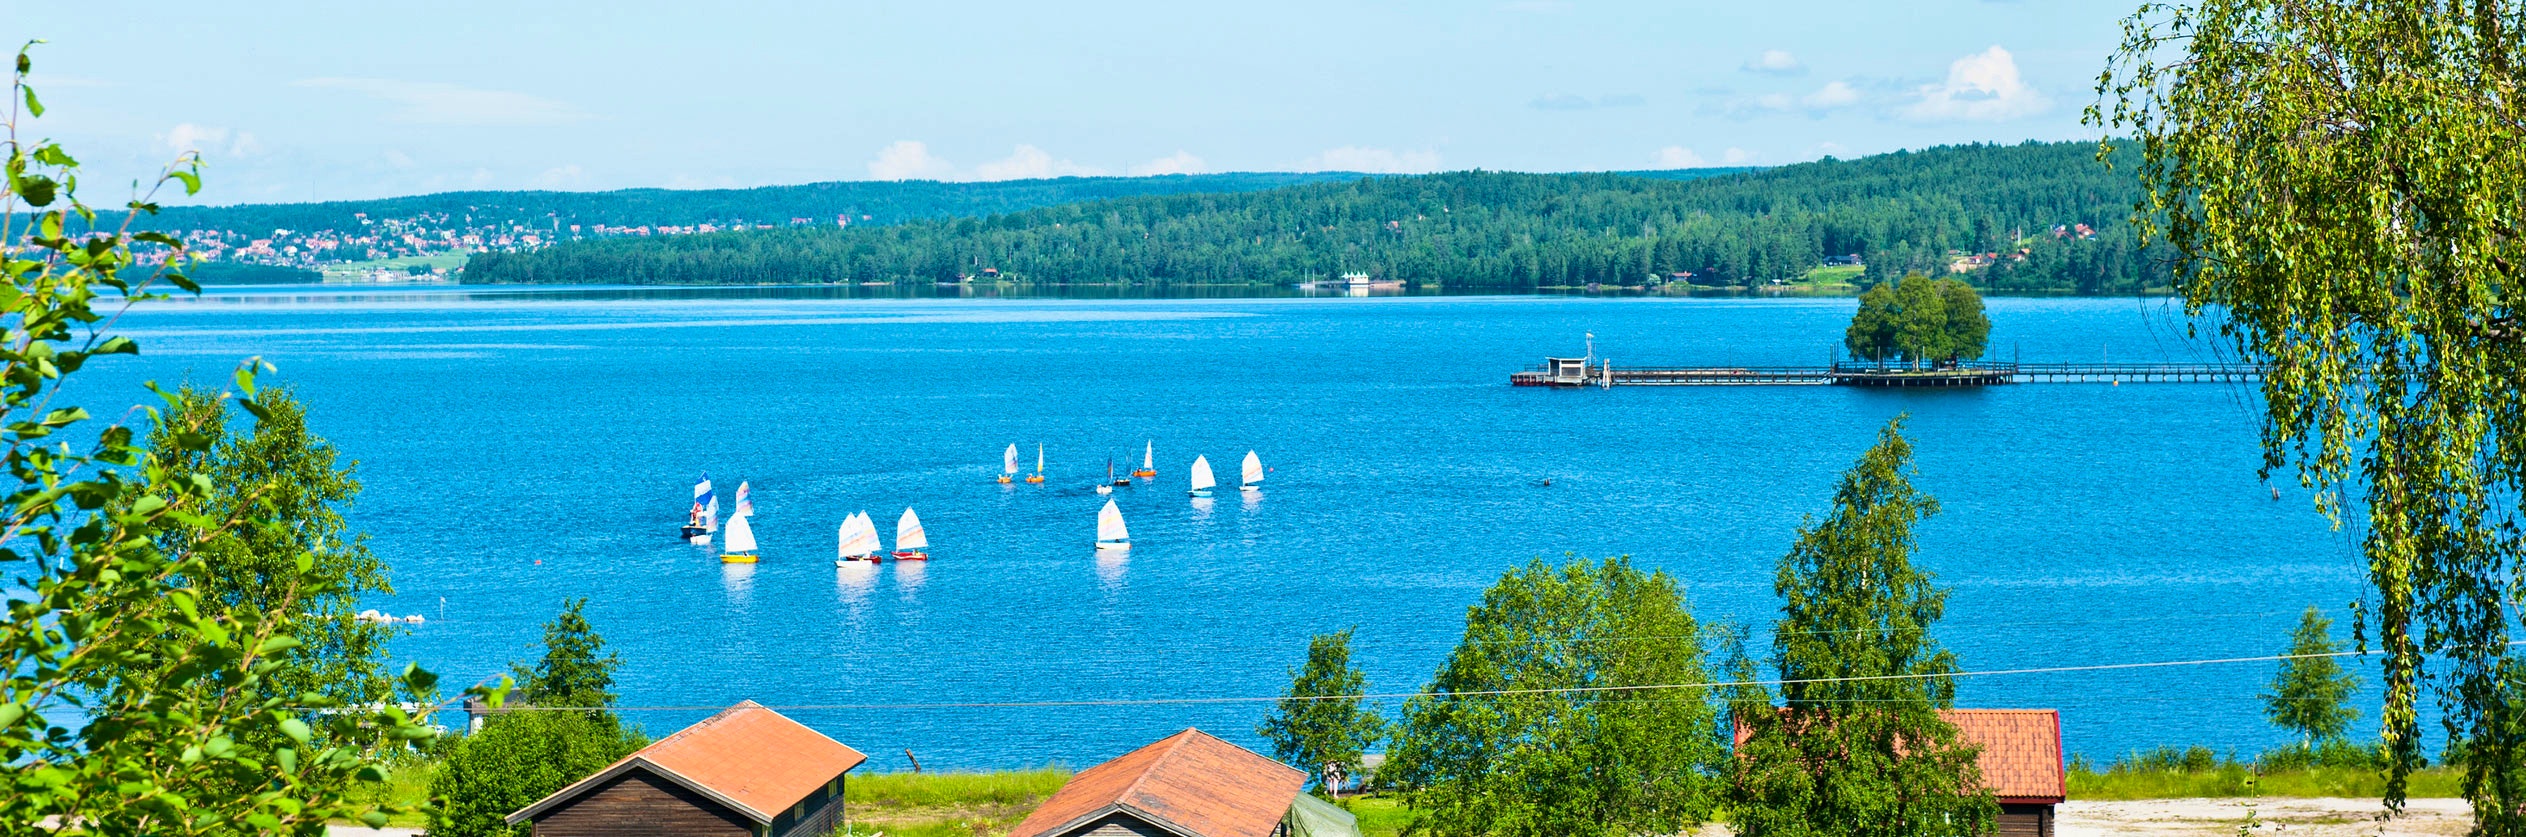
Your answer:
[90,286,2376,771]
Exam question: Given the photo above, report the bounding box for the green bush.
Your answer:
[425,712,645,837]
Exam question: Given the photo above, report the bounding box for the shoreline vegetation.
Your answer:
[461,141,2166,295]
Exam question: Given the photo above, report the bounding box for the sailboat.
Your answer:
[998,444,1019,484]
[1097,459,1115,495]
[835,511,882,565]
[1095,499,1131,551]
[892,508,929,561]
[1187,455,1216,498]
[719,511,758,563]
[1133,440,1157,479]
[1241,450,1266,493]
[1025,444,1047,484]
[682,474,716,543]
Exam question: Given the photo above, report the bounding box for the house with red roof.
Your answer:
[1736,708,2065,837]
[505,701,868,837]
[1009,728,1361,837]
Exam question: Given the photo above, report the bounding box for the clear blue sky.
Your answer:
[2,0,2135,204]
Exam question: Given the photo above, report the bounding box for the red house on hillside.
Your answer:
[505,700,868,837]
[1008,728,1360,837]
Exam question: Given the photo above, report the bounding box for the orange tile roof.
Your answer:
[507,701,868,824]
[1945,709,2064,803]
[1008,728,1307,837]
[1731,708,2065,804]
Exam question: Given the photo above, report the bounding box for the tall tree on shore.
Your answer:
[511,598,623,711]
[2095,0,2526,822]
[1728,417,1995,837]
[1384,557,1724,837]
[2264,607,2360,747]
[1258,628,1386,796]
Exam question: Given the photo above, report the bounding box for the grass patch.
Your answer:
[2069,764,2464,800]
[1797,264,1865,285]
[321,253,466,279]
[344,756,437,827]
[846,768,1072,837]
[1343,795,1414,837]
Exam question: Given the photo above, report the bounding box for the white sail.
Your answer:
[696,474,719,532]
[1142,441,1154,470]
[1003,444,1020,475]
[1189,455,1216,491]
[724,513,757,553]
[1036,444,1045,474]
[734,481,753,518]
[896,508,927,550]
[1096,499,1130,544]
[1241,451,1265,487]
[839,511,882,556]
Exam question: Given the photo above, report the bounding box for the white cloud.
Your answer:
[1904,45,2050,122]
[1298,146,1443,174]
[1129,151,1207,176]
[1802,80,1862,110]
[160,123,225,154]
[1723,147,1754,164]
[383,150,416,168]
[1818,141,1850,157]
[295,78,590,126]
[1743,49,1803,75]
[868,140,957,181]
[1754,93,1794,112]
[972,145,1105,180]
[531,165,588,189]
[1652,146,1707,168]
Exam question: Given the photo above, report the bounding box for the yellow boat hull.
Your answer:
[720,554,758,564]
[1024,476,1045,484]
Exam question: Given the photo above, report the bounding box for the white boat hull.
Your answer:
[1241,484,1262,492]
[1096,541,1131,551]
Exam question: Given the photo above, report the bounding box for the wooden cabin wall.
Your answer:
[1995,802,2054,837]
[773,774,847,837]
[532,771,752,837]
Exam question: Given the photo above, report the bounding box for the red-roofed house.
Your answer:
[506,701,868,837]
[1009,728,1359,837]
[1736,708,2065,837]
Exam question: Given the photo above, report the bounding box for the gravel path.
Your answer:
[2059,798,2474,836]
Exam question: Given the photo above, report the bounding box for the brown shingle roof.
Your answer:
[1732,708,2065,804]
[1008,728,1307,837]
[1945,709,2064,803]
[506,701,868,824]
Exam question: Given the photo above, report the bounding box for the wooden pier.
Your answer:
[1511,358,2263,388]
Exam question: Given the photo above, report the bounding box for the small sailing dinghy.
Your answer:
[1241,451,1266,493]
[1025,444,1047,484]
[1095,499,1131,551]
[1133,440,1157,478]
[719,510,758,563]
[835,512,883,565]
[1187,455,1216,498]
[999,444,1019,484]
[892,508,929,561]
[1098,459,1115,495]
[682,474,717,543]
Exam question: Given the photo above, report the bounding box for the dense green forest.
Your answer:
[66,172,1382,239]
[462,142,2161,293]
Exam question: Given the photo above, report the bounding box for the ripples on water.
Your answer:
[87,285,2371,769]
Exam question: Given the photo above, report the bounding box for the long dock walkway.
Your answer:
[1511,359,2262,388]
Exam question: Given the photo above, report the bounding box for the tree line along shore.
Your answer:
[458,141,2163,295]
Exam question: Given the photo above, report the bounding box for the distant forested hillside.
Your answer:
[462,142,2158,293]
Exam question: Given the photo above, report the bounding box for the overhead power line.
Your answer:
[464,642,2460,714]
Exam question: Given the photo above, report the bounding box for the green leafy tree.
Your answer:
[2264,607,2360,746]
[2095,0,2526,820]
[1728,417,1996,837]
[1846,274,1989,365]
[135,385,396,708]
[0,44,443,834]
[1385,556,1723,837]
[511,598,622,710]
[427,711,644,837]
[1258,628,1386,796]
